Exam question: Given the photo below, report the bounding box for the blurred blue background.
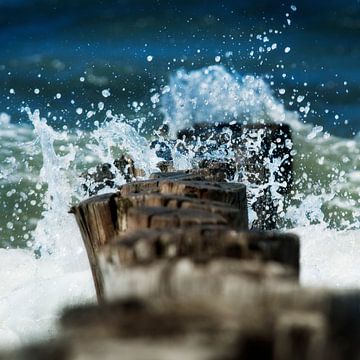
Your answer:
[0,0,359,136]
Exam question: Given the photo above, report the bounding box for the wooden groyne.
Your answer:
[2,123,360,360]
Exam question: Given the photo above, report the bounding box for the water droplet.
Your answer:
[102,89,111,98]
[297,95,305,103]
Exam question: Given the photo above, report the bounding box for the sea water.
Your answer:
[0,0,359,350]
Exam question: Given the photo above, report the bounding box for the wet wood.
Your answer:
[101,227,299,272]
[72,175,249,300]
[4,289,360,360]
[178,122,293,230]
[126,207,228,230]
[158,180,247,209]
[273,311,327,360]
[71,189,248,247]
[99,257,296,302]
[125,193,248,229]
[69,193,119,300]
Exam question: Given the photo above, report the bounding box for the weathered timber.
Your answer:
[57,290,360,360]
[178,122,293,230]
[5,118,359,359]
[83,224,298,302]
[61,299,234,339]
[0,339,228,360]
[0,341,70,360]
[3,300,240,360]
[72,171,297,302]
[273,311,327,360]
[71,189,248,248]
[98,257,296,302]
[326,291,360,359]
[4,289,360,360]
[197,158,237,182]
[58,298,327,360]
[177,123,292,190]
[64,139,360,360]
[70,182,247,300]
[81,122,293,230]
[72,177,248,244]
[149,160,236,182]
[240,124,293,230]
[69,193,120,300]
[59,299,260,360]
[126,207,228,230]
[125,192,248,229]
[101,227,299,272]
[157,180,248,211]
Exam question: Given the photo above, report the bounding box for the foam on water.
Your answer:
[0,65,359,349]
[0,249,94,348]
[298,225,360,288]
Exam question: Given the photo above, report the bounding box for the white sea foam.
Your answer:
[296,225,360,288]
[0,248,94,348]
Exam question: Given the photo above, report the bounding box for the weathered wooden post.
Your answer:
[177,122,293,229]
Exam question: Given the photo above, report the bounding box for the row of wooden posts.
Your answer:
[2,123,360,359]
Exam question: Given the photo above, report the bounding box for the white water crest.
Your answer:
[0,65,359,349]
[161,65,300,136]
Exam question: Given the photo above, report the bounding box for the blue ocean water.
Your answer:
[0,0,359,135]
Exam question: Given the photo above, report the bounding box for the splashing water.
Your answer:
[161,65,300,136]
[27,108,82,258]
[161,65,360,289]
[0,111,96,348]
[0,65,360,348]
[86,113,161,180]
[0,105,168,348]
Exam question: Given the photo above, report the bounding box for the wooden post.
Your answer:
[178,122,293,229]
